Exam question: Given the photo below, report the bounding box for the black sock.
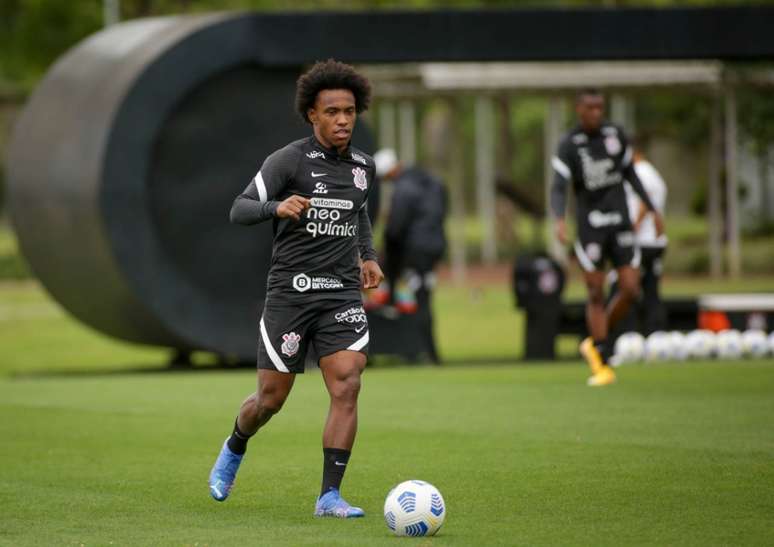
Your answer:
[320,448,351,497]
[226,419,252,455]
[595,339,612,365]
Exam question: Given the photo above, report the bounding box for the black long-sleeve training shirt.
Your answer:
[231,136,377,299]
[550,123,655,224]
[384,167,447,272]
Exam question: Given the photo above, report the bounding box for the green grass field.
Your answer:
[2,281,774,545]
[2,363,774,545]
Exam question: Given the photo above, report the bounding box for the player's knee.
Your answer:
[619,277,641,302]
[586,284,605,305]
[257,384,289,414]
[623,283,640,302]
[330,370,361,406]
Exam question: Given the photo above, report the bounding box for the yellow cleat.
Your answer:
[586,366,617,387]
[579,336,605,375]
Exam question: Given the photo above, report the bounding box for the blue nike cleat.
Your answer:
[314,489,365,518]
[208,439,243,502]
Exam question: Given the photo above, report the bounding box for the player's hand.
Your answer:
[653,212,665,237]
[276,195,311,221]
[361,260,384,289]
[555,218,568,245]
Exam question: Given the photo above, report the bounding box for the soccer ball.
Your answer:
[769,331,774,355]
[741,329,769,358]
[644,331,672,361]
[384,480,445,537]
[613,332,645,365]
[715,329,743,359]
[668,331,689,361]
[685,330,716,359]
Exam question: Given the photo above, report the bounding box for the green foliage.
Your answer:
[739,87,774,154]
[0,225,32,280]
[0,251,30,279]
[0,1,102,88]
[635,91,711,148]
[0,224,30,279]
[508,96,549,198]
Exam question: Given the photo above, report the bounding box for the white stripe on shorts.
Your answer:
[630,245,642,269]
[347,330,369,352]
[259,316,290,373]
[574,240,596,273]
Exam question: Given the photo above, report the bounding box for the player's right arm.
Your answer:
[550,138,573,245]
[230,145,308,225]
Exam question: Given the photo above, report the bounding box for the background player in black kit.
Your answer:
[551,89,664,386]
[208,59,384,518]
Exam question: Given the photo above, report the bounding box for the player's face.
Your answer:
[308,89,357,152]
[576,94,605,132]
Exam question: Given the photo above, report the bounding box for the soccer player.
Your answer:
[208,59,383,518]
[551,89,664,386]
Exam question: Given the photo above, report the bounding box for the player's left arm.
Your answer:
[358,203,383,289]
[625,166,664,236]
[633,200,648,232]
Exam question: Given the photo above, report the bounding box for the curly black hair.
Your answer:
[576,87,603,103]
[295,59,372,124]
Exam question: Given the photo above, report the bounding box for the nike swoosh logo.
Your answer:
[334,461,347,466]
[311,172,327,178]
[355,325,366,333]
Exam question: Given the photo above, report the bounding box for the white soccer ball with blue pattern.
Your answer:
[685,329,716,359]
[716,329,743,359]
[741,329,769,358]
[645,331,673,361]
[668,331,689,360]
[383,480,445,537]
[612,332,645,365]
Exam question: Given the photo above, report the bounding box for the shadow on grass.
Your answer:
[7,353,579,380]
[7,361,255,380]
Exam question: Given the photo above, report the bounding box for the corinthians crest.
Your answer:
[352,167,367,191]
[281,332,301,357]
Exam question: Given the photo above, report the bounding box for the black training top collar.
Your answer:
[310,135,352,159]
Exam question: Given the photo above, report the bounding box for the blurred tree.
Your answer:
[2,0,773,88]
[0,1,102,89]
[739,87,774,226]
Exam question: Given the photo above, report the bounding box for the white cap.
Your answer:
[374,148,398,178]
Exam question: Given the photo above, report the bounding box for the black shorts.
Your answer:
[574,211,639,272]
[258,295,369,374]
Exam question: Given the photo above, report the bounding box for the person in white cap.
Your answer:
[626,139,668,333]
[374,148,447,362]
